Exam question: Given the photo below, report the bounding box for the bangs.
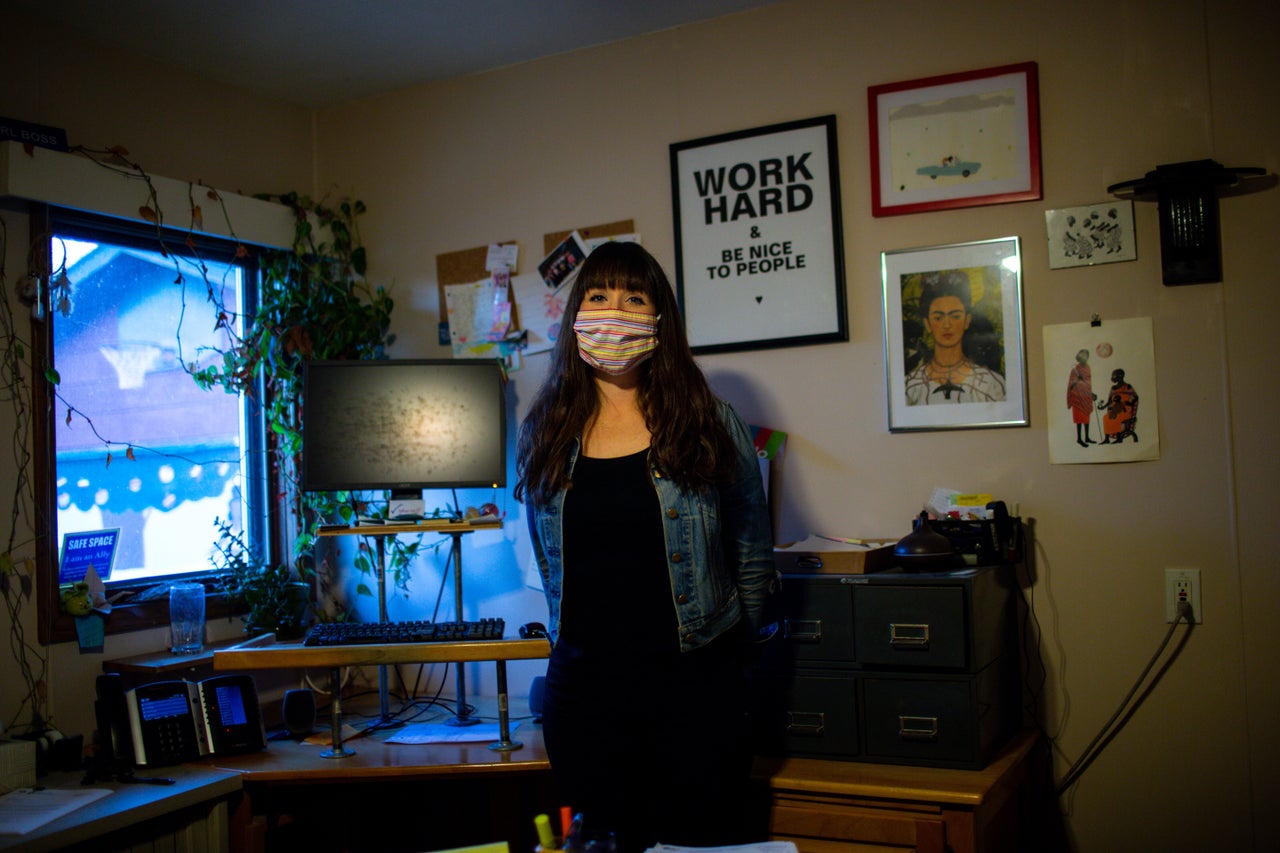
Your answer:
[576,243,661,299]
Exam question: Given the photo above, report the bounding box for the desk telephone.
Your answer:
[96,673,266,768]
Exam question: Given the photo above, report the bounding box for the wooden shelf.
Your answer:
[316,517,503,537]
[212,636,550,671]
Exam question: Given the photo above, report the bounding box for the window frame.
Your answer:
[31,204,276,644]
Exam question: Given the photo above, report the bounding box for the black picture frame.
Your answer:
[670,115,848,354]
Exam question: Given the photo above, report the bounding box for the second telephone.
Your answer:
[123,674,266,767]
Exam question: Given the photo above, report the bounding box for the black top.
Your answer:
[560,448,677,659]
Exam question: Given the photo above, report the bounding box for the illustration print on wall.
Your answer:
[1043,317,1160,464]
[1044,201,1137,269]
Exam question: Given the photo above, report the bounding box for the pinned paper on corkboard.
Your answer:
[435,241,517,346]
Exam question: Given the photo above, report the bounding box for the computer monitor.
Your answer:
[301,358,507,494]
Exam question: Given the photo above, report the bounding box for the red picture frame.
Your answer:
[868,62,1041,217]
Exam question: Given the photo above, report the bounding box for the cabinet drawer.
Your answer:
[751,668,859,760]
[860,657,1017,769]
[772,579,856,664]
[854,585,967,669]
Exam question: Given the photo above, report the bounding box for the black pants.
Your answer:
[541,636,756,853]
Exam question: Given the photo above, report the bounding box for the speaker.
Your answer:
[528,676,545,722]
[282,688,316,738]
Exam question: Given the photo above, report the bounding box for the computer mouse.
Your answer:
[519,622,548,640]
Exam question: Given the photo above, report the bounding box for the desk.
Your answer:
[318,517,503,726]
[753,727,1039,853]
[195,725,554,852]
[213,637,551,757]
[0,764,242,853]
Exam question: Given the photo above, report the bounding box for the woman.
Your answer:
[1066,348,1097,447]
[903,271,1006,405]
[516,241,774,852]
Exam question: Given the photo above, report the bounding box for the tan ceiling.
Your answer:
[13,0,781,108]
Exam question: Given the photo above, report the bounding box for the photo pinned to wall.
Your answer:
[537,230,588,292]
[1043,317,1159,464]
[882,237,1027,432]
[1045,201,1137,269]
[868,62,1041,216]
[670,115,847,353]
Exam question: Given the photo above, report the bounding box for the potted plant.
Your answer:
[211,517,309,639]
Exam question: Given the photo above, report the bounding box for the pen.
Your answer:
[560,806,573,839]
[534,813,558,851]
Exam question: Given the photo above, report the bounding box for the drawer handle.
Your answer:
[783,619,822,643]
[785,711,826,737]
[898,715,939,742]
[889,622,930,648]
[795,556,823,570]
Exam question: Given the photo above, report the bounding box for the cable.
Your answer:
[1055,600,1195,796]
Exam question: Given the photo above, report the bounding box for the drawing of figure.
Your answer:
[1098,368,1139,443]
[904,271,1005,405]
[1066,348,1096,447]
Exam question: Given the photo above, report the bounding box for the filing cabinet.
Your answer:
[750,564,1020,770]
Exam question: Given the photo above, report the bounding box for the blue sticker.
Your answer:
[58,529,120,584]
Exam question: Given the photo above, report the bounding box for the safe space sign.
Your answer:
[670,115,847,353]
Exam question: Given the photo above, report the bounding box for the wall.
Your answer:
[1,1,1276,850]
[0,7,314,742]
[312,1,1277,851]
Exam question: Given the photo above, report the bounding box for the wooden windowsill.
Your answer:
[101,635,275,676]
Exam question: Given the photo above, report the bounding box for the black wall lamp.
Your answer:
[1108,159,1275,285]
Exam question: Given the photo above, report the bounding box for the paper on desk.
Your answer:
[386,722,518,744]
[646,843,798,853]
[0,787,112,835]
[775,535,889,552]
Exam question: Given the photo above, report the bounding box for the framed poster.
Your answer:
[670,115,847,354]
[869,62,1041,217]
[882,236,1027,431]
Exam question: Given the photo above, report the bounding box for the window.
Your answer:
[34,208,269,642]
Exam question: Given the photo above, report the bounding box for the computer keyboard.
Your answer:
[302,618,505,646]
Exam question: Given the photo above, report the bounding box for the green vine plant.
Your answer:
[0,216,50,735]
[7,144,438,644]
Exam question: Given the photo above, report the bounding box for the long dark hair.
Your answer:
[515,241,735,505]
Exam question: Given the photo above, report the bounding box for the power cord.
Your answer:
[1054,599,1195,796]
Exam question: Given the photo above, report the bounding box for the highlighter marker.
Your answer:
[534,813,558,851]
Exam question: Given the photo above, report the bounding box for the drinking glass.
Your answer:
[169,582,205,654]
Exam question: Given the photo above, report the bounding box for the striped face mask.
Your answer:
[572,308,660,375]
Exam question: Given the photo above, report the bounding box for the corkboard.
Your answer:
[435,241,517,341]
[542,219,635,255]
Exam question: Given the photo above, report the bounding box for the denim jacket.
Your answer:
[525,400,775,652]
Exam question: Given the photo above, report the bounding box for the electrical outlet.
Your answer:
[1165,567,1201,624]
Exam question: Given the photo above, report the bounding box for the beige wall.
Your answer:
[0,5,315,751]
[2,1,1277,850]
